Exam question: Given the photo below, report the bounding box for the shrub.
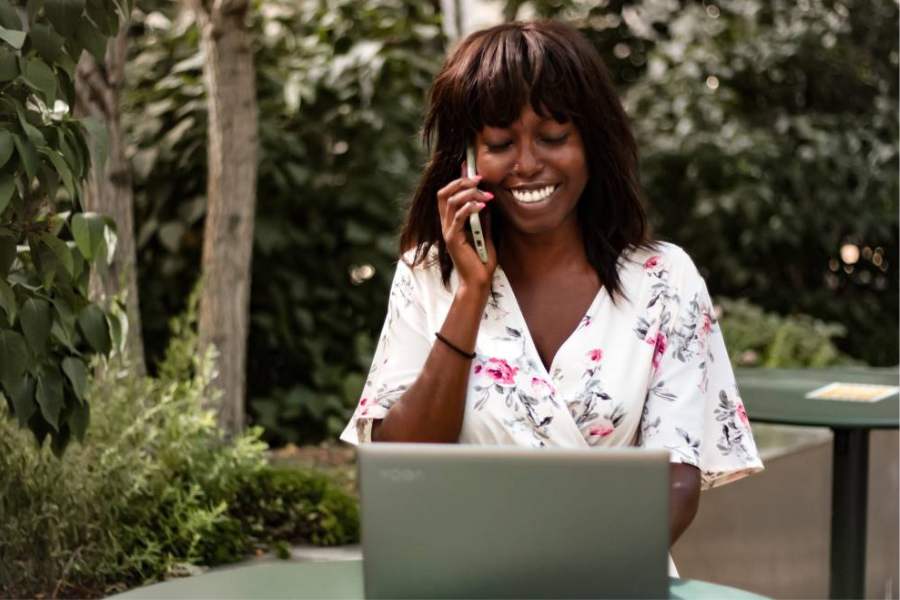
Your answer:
[716,297,859,368]
[0,299,358,598]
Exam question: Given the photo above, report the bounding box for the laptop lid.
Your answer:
[358,443,670,599]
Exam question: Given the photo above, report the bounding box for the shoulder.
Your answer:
[618,240,702,288]
[621,240,696,275]
[393,245,444,294]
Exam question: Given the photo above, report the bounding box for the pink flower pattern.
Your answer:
[483,357,518,386]
[587,348,603,362]
[589,424,615,438]
[647,331,667,371]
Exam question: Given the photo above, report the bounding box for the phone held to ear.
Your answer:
[466,143,489,264]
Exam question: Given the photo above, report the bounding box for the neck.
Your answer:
[498,217,590,282]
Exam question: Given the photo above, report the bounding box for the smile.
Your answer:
[509,184,561,204]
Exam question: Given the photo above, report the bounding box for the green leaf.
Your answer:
[11,133,38,183]
[0,46,17,81]
[50,425,71,457]
[71,212,106,261]
[0,277,14,325]
[0,232,15,277]
[0,328,28,388]
[85,0,117,36]
[39,233,75,277]
[0,0,22,29]
[29,23,64,63]
[77,303,110,354]
[0,25,26,49]
[13,97,46,145]
[0,172,13,215]
[38,147,75,198]
[0,129,13,167]
[36,363,64,430]
[7,373,35,427]
[75,15,105,63]
[61,355,87,402]
[68,398,89,441]
[22,57,57,104]
[44,0,84,38]
[20,297,51,354]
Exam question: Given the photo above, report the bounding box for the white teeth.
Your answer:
[511,185,557,203]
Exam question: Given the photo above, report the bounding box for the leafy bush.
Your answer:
[0,297,358,599]
[716,296,858,368]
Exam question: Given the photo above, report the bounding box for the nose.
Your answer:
[512,142,542,178]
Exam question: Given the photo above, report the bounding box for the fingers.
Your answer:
[446,200,487,246]
[437,162,489,228]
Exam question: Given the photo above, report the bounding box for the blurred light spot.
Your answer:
[858,270,872,284]
[798,0,810,10]
[825,273,839,289]
[614,43,631,59]
[706,5,720,18]
[333,140,349,155]
[828,258,839,272]
[350,264,376,285]
[843,264,854,274]
[822,33,837,48]
[873,249,884,267]
[840,243,859,264]
[875,276,887,289]
[862,246,873,260]
[706,75,719,90]
[834,2,849,17]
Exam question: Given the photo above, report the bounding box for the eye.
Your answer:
[543,134,569,145]
[486,141,511,152]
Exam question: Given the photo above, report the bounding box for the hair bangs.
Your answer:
[468,28,581,133]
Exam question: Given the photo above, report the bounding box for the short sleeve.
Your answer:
[339,258,432,445]
[637,249,764,490]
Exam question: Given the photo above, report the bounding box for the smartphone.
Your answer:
[466,143,489,264]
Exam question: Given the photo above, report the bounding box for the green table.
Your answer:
[111,560,769,599]
[737,367,899,599]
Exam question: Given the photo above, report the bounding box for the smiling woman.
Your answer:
[340,19,764,564]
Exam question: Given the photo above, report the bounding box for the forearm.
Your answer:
[669,463,701,546]
[372,284,489,443]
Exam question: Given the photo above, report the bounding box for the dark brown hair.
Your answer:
[399,19,657,304]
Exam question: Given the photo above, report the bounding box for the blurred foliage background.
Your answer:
[123,0,896,446]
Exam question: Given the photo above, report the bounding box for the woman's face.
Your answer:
[474,103,589,236]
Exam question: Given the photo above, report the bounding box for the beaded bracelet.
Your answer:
[435,332,476,359]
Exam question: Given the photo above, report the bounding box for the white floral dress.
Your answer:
[341,242,763,576]
[341,241,764,487]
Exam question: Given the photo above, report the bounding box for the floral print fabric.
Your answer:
[340,241,763,490]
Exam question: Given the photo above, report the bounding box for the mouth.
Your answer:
[507,184,562,205]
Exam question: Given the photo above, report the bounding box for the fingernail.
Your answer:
[477,202,485,208]
[473,175,483,181]
[483,191,494,199]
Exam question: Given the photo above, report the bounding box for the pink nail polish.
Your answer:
[483,192,494,199]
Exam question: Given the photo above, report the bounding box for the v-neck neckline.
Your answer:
[495,265,608,379]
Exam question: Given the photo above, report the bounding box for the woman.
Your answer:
[340,19,763,556]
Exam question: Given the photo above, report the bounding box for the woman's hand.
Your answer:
[436,161,499,292]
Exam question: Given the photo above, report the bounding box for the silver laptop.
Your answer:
[358,443,670,599]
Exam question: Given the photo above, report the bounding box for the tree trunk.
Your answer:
[190,0,258,435]
[74,28,146,376]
